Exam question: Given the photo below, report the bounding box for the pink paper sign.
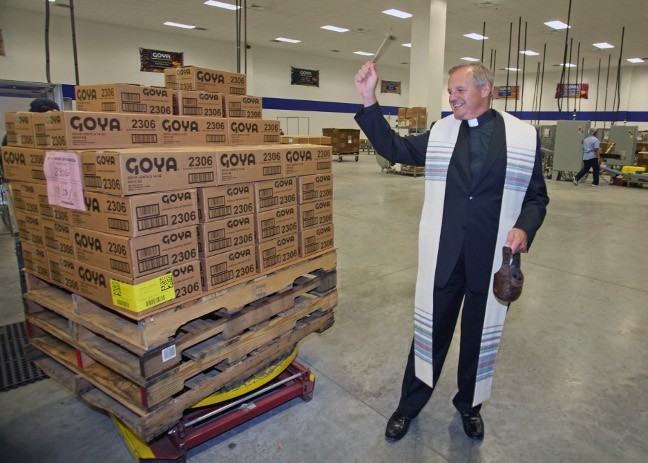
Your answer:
[44,151,86,211]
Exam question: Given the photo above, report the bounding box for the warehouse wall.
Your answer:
[0,6,408,136]
[1,6,646,133]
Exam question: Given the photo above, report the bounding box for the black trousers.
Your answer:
[397,254,488,417]
[575,158,600,185]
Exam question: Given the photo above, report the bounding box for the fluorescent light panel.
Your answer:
[545,20,570,30]
[383,9,412,19]
[561,63,576,67]
[505,67,520,71]
[461,57,480,62]
[321,25,349,33]
[204,1,240,10]
[593,42,614,49]
[627,58,644,63]
[402,43,412,48]
[275,37,301,43]
[520,50,539,56]
[464,33,488,41]
[164,21,196,29]
[354,51,375,56]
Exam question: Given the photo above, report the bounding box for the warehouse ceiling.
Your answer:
[2,0,648,74]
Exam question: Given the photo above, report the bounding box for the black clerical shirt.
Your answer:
[465,109,495,184]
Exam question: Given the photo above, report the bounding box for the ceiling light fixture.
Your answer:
[505,67,520,71]
[402,43,412,48]
[593,42,614,49]
[627,58,644,63]
[544,20,570,30]
[461,57,480,62]
[204,1,240,10]
[354,51,375,56]
[520,50,540,56]
[464,33,488,40]
[321,25,349,33]
[382,9,412,19]
[560,63,576,67]
[275,37,301,43]
[164,21,196,29]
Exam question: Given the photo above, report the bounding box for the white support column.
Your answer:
[409,0,447,120]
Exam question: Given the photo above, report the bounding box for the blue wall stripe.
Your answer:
[62,84,648,122]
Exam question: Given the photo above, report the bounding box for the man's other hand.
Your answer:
[355,62,379,107]
[504,228,528,254]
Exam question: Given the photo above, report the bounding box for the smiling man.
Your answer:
[354,62,549,441]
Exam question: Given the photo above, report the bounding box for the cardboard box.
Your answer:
[81,148,219,196]
[73,225,198,278]
[9,181,42,216]
[200,245,257,292]
[42,217,76,257]
[76,259,202,314]
[254,177,297,213]
[215,146,284,184]
[256,205,298,243]
[227,119,281,145]
[0,146,46,183]
[256,233,299,273]
[397,107,407,118]
[224,95,263,118]
[284,144,333,177]
[165,66,247,95]
[198,215,255,258]
[75,84,173,115]
[299,200,333,230]
[70,189,198,237]
[4,112,18,146]
[299,223,334,257]
[159,116,228,147]
[13,208,44,245]
[298,173,333,204]
[197,183,255,222]
[176,90,224,117]
[47,251,79,292]
[32,111,161,150]
[22,243,50,281]
[14,112,35,147]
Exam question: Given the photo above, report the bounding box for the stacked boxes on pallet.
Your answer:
[2,65,336,441]
[322,128,360,155]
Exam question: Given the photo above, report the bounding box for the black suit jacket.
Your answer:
[355,104,549,293]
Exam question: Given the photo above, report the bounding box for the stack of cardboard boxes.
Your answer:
[322,128,360,155]
[2,65,335,317]
[397,106,427,129]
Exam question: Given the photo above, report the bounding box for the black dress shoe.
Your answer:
[385,410,413,441]
[459,410,484,439]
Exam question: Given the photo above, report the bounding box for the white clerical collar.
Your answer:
[468,118,479,127]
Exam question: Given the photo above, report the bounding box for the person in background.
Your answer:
[573,127,601,187]
[354,61,549,441]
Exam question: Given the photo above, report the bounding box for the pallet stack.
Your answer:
[1,65,336,442]
[322,128,360,155]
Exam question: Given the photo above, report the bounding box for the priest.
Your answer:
[354,62,549,441]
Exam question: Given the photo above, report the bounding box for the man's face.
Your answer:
[447,67,491,120]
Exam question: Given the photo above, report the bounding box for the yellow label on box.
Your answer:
[110,273,176,312]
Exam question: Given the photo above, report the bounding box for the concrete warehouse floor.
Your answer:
[0,154,646,463]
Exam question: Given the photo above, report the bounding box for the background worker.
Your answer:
[354,61,549,441]
[573,127,601,186]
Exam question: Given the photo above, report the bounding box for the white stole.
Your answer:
[413,111,537,406]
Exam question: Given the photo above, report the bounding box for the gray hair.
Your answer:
[448,62,494,98]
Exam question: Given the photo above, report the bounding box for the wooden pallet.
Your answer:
[25,268,336,380]
[29,309,333,441]
[28,287,336,413]
[24,250,336,355]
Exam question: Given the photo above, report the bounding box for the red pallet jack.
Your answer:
[113,348,314,462]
